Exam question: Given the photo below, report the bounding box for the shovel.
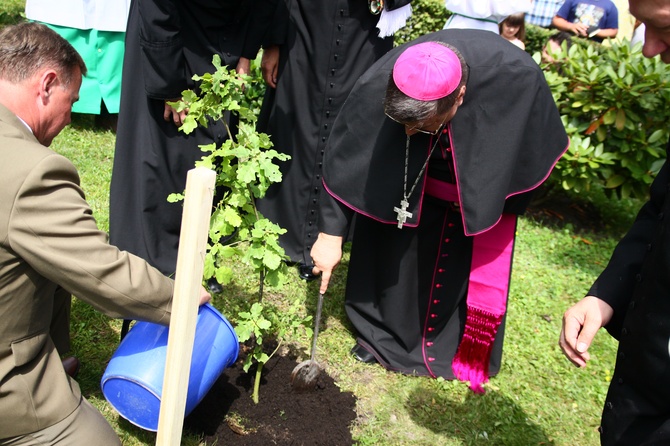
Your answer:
[291,292,324,391]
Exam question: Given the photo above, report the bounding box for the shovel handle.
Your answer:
[310,293,324,362]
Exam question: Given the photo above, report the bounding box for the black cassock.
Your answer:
[256,0,411,266]
[109,0,269,276]
[320,29,569,384]
[590,143,670,443]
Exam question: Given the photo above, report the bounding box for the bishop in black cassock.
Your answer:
[313,29,569,392]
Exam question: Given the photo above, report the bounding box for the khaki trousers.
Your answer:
[0,397,121,446]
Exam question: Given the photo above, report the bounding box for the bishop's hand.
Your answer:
[310,233,344,294]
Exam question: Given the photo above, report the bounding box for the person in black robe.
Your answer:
[311,29,569,392]
[255,0,413,281]
[109,0,270,278]
[559,0,670,442]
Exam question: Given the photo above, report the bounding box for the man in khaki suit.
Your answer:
[0,22,209,445]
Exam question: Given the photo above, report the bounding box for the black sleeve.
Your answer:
[588,153,669,339]
[259,0,289,48]
[319,187,354,237]
[137,0,187,99]
[240,0,283,58]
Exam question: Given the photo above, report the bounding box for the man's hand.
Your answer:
[310,233,344,294]
[552,16,588,37]
[199,285,212,306]
[261,45,280,88]
[236,57,251,76]
[571,22,589,36]
[163,99,187,126]
[559,295,614,367]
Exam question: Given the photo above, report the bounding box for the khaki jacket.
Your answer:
[0,104,174,438]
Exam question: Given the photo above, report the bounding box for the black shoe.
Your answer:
[206,277,224,294]
[350,343,377,364]
[298,263,319,282]
[62,356,81,378]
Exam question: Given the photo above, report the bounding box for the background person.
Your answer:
[311,29,568,393]
[541,30,574,63]
[526,0,566,28]
[109,0,268,285]
[24,0,130,132]
[0,22,209,445]
[255,0,413,281]
[443,0,532,33]
[499,12,527,49]
[552,0,619,42]
[559,0,670,443]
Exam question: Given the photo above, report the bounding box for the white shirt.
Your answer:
[25,0,131,32]
[444,0,532,33]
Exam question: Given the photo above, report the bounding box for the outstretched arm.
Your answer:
[312,188,354,294]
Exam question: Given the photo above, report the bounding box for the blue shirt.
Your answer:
[556,0,618,42]
[526,0,564,28]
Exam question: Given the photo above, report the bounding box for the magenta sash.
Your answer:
[426,177,516,393]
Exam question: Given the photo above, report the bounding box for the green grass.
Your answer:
[46,112,639,446]
[0,0,23,26]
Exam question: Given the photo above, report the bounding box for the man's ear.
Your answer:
[456,85,466,106]
[40,70,59,102]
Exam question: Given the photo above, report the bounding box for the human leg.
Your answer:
[0,398,120,446]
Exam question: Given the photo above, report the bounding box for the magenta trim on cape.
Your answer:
[448,128,570,237]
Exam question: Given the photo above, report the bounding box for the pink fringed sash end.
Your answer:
[452,306,504,393]
[451,213,516,393]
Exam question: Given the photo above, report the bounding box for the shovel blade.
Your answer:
[290,359,322,392]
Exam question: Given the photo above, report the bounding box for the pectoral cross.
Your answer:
[394,199,412,229]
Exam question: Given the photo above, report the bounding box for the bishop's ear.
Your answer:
[456,85,466,106]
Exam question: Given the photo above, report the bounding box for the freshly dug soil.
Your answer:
[184,347,357,445]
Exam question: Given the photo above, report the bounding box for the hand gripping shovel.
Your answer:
[291,292,324,391]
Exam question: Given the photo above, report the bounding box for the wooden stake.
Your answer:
[156,167,216,446]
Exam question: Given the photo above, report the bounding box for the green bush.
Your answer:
[0,0,24,28]
[525,23,555,55]
[539,39,670,199]
[398,2,669,201]
[397,4,552,54]
[395,0,449,44]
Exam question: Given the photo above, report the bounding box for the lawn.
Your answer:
[2,1,644,444]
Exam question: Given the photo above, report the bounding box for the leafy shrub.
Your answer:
[0,0,24,28]
[395,0,449,44]
[169,55,289,287]
[399,2,669,200]
[525,23,555,56]
[539,40,670,199]
[170,55,314,404]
